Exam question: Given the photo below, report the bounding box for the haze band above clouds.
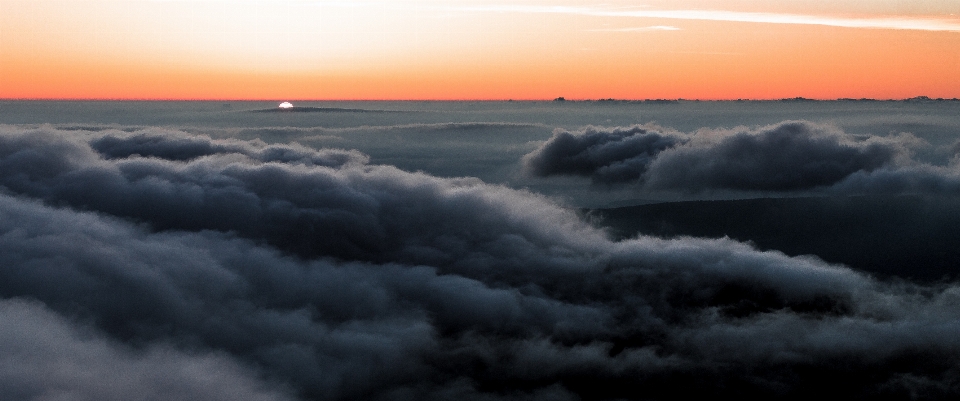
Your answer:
[2,125,960,399]
[460,5,960,33]
[524,120,960,193]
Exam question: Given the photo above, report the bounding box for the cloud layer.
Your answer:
[2,125,960,399]
[0,299,293,401]
[645,121,903,191]
[524,120,960,194]
[523,125,687,185]
[461,5,960,33]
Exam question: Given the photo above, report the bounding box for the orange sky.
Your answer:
[1,0,959,100]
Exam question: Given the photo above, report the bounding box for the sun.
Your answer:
[278,102,294,109]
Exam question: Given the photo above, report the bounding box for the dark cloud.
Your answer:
[523,121,935,193]
[184,122,552,183]
[645,121,905,191]
[1,125,960,399]
[523,125,687,184]
[88,128,368,165]
[0,126,586,268]
[0,190,601,400]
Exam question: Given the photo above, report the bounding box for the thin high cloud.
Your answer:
[461,5,960,33]
[587,25,681,32]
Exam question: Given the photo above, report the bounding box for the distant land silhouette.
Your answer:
[571,96,960,103]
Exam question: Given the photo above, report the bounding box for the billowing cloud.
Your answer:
[2,125,960,399]
[88,128,369,166]
[645,121,905,191]
[523,125,687,185]
[523,121,943,193]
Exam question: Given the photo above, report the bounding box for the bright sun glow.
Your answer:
[279,102,294,108]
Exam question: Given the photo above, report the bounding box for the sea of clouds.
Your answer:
[1,122,959,400]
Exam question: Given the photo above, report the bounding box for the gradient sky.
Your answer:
[2,0,959,100]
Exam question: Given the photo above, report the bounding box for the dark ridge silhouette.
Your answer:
[589,195,960,281]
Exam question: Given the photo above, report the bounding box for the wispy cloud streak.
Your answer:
[460,5,960,33]
[587,25,681,32]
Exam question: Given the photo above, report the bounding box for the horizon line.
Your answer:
[2,96,958,102]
